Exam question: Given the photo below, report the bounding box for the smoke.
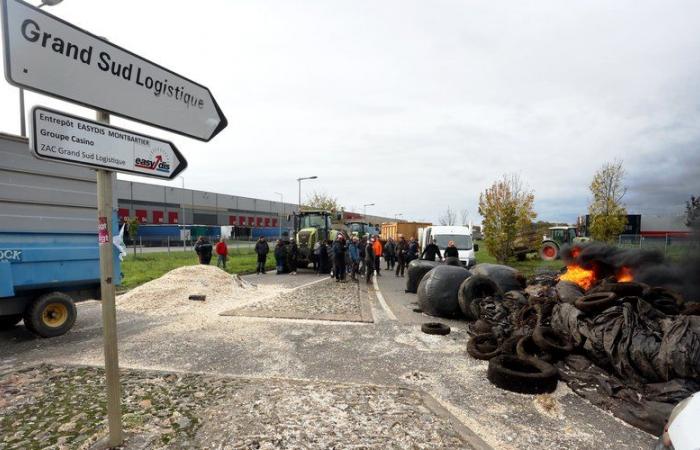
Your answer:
[561,242,700,302]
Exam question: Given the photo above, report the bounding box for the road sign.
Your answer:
[1,0,227,141]
[31,105,187,179]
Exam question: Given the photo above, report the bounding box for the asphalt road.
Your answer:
[0,264,655,449]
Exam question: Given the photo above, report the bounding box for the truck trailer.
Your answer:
[0,133,121,337]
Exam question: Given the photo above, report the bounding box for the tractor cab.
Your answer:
[292,210,341,268]
[346,221,379,238]
[540,226,588,261]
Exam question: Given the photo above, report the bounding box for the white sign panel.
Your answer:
[1,0,227,141]
[31,106,187,179]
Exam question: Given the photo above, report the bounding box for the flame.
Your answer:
[616,266,633,282]
[571,246,582,259]
[560,264,596,291]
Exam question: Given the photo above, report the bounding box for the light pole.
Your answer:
[19,0,65,136]
[363,203,375,219]
[180,176,186,250]
[275,192,283,239]
[297,176,317,212]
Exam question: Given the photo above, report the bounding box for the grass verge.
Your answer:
[120,249,276,291]
[474,241,564,278]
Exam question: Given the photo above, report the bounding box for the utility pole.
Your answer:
[95,109,122,447]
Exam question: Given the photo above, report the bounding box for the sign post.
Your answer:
[95,109,122,446]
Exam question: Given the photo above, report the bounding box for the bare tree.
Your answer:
[439,206,457,226]
[304,191,343,212]
[460,209,469,226]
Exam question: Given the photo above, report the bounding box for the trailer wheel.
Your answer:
[540,242,559,261]
[0,314,23,330]
[24,292,77,338]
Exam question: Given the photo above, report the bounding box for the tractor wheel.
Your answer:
[23,292,77,338]
[540,242,559,261]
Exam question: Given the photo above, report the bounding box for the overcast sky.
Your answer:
[2,0,699,223]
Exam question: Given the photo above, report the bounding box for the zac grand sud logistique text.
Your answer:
[20,18,207,110]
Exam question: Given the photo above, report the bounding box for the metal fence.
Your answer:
[618,234,699,259]
[124,236,259,255]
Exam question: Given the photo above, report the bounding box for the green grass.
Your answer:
[119,248,275,291]
[474,241,564,278]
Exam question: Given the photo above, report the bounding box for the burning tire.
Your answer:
[421,322,450,335]
[532,326,574,358]
[467,333,501,360]
[540,242,559,261]
[516,335,553,362]
[487,355,559,394]
[457,275,501,320]
[574,292,618,313]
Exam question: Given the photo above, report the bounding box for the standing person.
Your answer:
[255,236,270,274]
[383,237,396,270]
[395,235,408,277]
[407,236,419,263]
[364,238,375,284]
[348,237,360,281]
[313,241,321,272]
[274,240,286,274]
[421,238,442,262]
[215,237,229,269]
[332,235,347,282]
[194,236,213,265]
[372,235,383,277]
[288,239,299,275]
[318,240,329,275]
[444,240,460,265]
[358,236,367,276]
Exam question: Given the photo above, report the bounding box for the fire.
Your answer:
[616,266,633,282]
[560,264,596,291]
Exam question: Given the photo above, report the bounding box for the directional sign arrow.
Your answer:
[31,106,187,179]
[2,0,227,141]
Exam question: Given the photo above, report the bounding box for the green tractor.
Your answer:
[539,226,591,261]
[345,221,380,239]
[293,210,343,268]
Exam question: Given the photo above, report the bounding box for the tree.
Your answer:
[126,217,140,255]
[460,209,469,226]
[438,206,457,226]
[304,191,343,212]
[588,160,627,243]
[686,195,700,230]
[478,174,537,264]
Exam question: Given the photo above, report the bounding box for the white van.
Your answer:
[418,225,478,268]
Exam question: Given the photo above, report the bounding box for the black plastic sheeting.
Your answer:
[406,259,441,293]
[471,263,527,293]
[417,265,471,318]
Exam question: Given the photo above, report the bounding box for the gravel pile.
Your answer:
[0,365,469,450]
[223,278,371,322]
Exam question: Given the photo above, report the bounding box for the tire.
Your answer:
[556,281,585,304]
[421,322,450,336]
[23,292,77,338]
[574,292,618,313]
[540,242,559,261]
[499,335,520,356]
[0,314,23,330]
[472,319,493,335]
[466,333,501,360]
[516,335,553,363]
[470,263,526,292]
[591,281,647,298]
[532,326,573,358]
[487,355,559,394]
[457,275,501,320]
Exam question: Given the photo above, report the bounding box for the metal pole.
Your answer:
[181,177,186,252]
[19,88,26,137]
[298,179,301,213]
[95,110,123,447]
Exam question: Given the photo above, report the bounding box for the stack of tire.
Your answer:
[406,259,441,293]
[417,265,472,318]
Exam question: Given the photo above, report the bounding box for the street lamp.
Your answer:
[274,192,283,239]
[19,0,65,136]
[363,203,375,218]
[297,176,317,212]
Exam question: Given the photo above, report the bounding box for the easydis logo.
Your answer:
[135,148,171,173]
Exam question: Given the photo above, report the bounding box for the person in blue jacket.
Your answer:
[347,236,361,281]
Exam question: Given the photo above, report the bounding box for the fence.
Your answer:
[124,236,261,255]
[618,234,699,259]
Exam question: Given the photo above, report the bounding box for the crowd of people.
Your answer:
[194,233,461,284]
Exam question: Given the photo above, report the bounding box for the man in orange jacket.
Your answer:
[372,235,383,277]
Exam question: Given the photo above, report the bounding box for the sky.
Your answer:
[1,0,699,224]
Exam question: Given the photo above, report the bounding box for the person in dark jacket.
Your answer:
[364,239,375,284]
[421,238,442,262]
[318,240,329,275]
[406,237,419,263]
[444,240,460,265]
[274,240,287,274]
[348,237,361,281]
[194,236,213,265]
[332,235,347,282]
[395,235,408,277]
[254,236,270,274]
[358,236,367,276]
[288,239,299,275]
[383,237,396,270]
